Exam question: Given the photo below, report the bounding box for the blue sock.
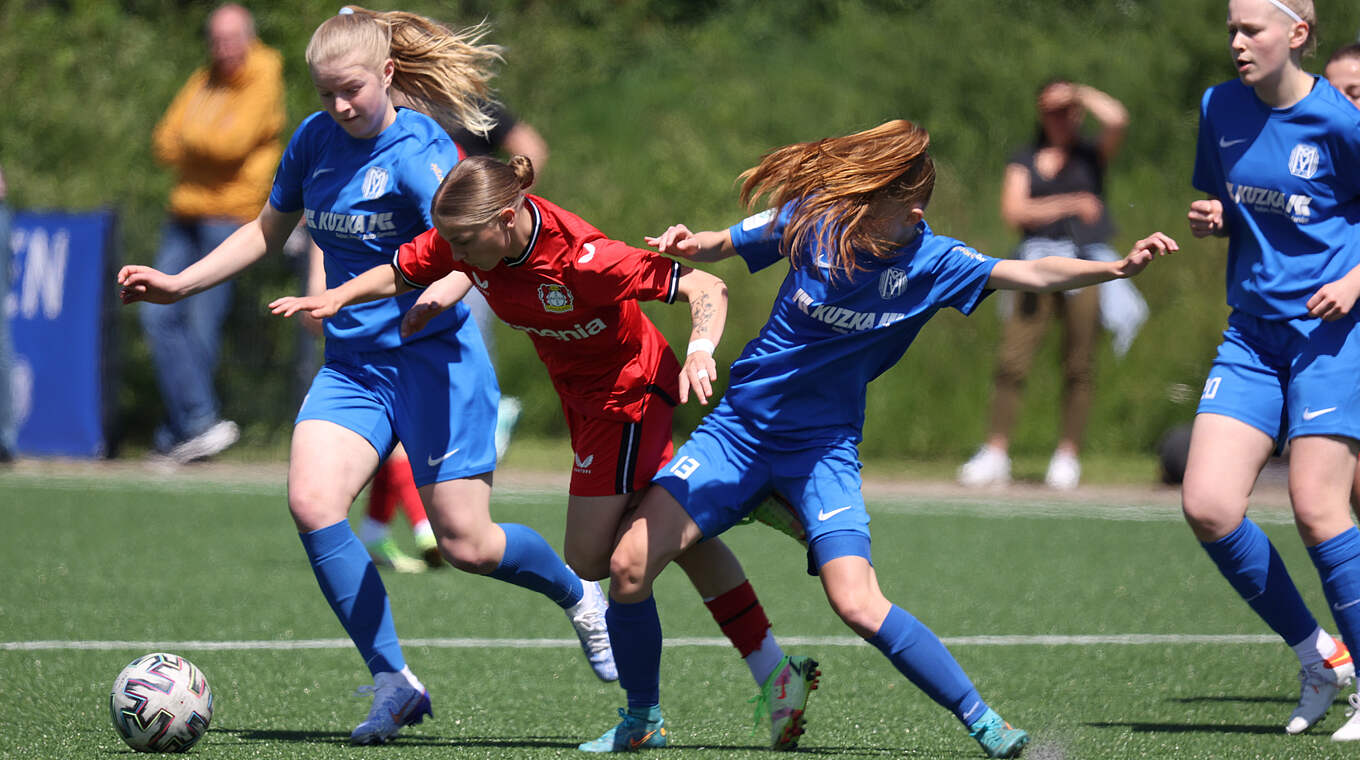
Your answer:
[1202,518,1317,646]
[868,605,987,726]
[607,595,662,710]
[300,520,404,675]
[1308,527,1360,653]
[488,523,583,608]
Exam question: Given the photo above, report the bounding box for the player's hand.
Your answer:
[1071,192,1104,225]
[679,348,717,406]
[1187,199,1225,238]
[645,224,701,259]
[1114,232,1179,278]
[117,265,182,305]
[401,298,448,338]
[269,293,341,320]
[1307,277,1360,321]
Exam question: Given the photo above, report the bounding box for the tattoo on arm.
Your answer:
[691,292,713,336]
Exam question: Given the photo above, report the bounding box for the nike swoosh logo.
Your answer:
[817,505,853,521]
[629,729,658,749]
[579,242,596,264]
[1334,598,1360,612]
[1219,137,1247,148]
[1302,406,1338,421]
[427,448,460,466]
[311,167,335,178]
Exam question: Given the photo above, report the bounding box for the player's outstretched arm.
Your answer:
[401,271,473,338]
[119,204,297,305]
[987,232,1178,292]
[645,225,737,263]
[674,266,729,406]
[270,262,410,320]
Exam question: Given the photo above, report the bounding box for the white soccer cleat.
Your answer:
[350,672,432,745]
[1044,449,1081,490]
[1287,641,1354,734]
[168,419,240,464]
[958,446,1011,487]
[1333,693,1360,741]
[565,580,618,682]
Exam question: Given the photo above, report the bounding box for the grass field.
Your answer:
[1,465,1352,759]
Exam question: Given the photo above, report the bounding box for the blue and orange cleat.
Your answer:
[579,706,667,752]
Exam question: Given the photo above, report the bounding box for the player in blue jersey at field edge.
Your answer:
[1180,0,1360,742]
[118,6,613,745]
[578,119,1176,757]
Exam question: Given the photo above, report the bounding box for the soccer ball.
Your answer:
[109,653,214,753]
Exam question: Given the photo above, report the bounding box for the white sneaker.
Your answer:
[494,397,522,460]
[958,446,1011,487]
[1044,450,1081,490]
[565,580,618,682]
[350,671,432,745]
[168,420,239,464]
[1288,642,1355,734]
[1333,693,1360,741]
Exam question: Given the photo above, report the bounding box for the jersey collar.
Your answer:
[502,197,542,268]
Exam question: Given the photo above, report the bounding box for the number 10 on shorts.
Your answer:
[669,455,701,480]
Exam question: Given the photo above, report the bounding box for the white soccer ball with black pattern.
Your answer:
[109,653,214,752]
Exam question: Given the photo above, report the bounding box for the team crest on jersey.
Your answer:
[878,267,909,300]
[361,167,390,200]
[1288,144,1320,180]
[538,283,574,313]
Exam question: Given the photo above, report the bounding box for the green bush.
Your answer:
[6,0,1357,460]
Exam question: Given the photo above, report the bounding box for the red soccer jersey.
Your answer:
[395,195,682,421]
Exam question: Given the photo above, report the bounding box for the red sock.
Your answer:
[704,581,771,657]
[366,458,400,524]
[390,456,427,526]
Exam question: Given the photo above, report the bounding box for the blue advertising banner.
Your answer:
[8,210,116,457]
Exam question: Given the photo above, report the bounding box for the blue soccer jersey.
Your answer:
[1192,77,1360,319]
[270,108,465,351]
[721,205,1000,441]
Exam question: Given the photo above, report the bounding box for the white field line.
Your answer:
[1,633,1276,652]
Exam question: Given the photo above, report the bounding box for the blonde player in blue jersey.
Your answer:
[118,7,613,745]
[577,119,1176,757]
[1181,0,1360,741]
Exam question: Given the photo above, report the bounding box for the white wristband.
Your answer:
[686,339,715,356]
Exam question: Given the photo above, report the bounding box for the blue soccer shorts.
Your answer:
[652,406,872,567]
[296,326,499,486]
[1197,310,1360,443]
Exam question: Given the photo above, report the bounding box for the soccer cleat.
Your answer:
[366,536,427,574]
[1332,692,1360,741]
[968,708,1029,758]
[566,580,618,681]
[1287,640,1355,734]
[745,492,807,546]
[578,706,667,752]
[1044,450,1081,490]
[414,531,443,569]
[168,419,240,464]
[749,655,820,750]
[958,446,1011,488]
[350,673,432,745]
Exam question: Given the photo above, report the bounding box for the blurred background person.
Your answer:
[139,3,284,463]
[0,165,14,463]
[958,80,1133,490]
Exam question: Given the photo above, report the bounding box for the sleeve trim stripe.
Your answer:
[665,261,680,305]
[392,251,430,289]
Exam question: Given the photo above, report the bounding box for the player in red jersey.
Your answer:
[272,154,821,750]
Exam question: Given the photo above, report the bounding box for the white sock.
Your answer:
[374,666,423,691]
[359,516,389,546]
[412,519,434,542]
[1292,626,1335,667]
[745,629,785,686]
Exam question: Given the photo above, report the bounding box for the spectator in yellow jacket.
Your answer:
[140,3,284,463]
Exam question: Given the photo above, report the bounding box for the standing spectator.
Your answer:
[958,80,1132,490]
[140,3,284,463]
[0,165,14,463]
